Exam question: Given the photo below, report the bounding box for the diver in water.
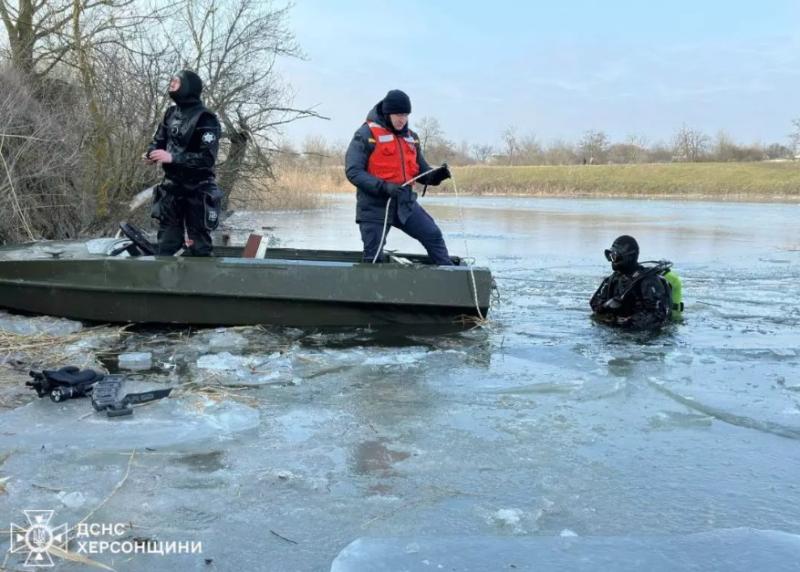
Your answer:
[590,235,681,330]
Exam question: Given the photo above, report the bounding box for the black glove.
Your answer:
[383,182,405,198]
[427,163,452,186]
[602,297,623,311]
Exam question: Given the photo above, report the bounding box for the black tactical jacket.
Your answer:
[148,104,221,188]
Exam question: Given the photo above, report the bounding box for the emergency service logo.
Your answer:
[8,510,203,566]
[9,510,68,568]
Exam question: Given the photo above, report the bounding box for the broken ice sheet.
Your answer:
[194,351,293,386]
[0,310,83,336]
[330,530,800,572]
[118,352,153,371]
[0,396,259,451]
[192,329,250,353]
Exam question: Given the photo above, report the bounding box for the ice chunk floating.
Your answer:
[331,529,800,572]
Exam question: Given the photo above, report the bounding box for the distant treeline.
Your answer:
[273,161,800,202]
[279,119,799,170]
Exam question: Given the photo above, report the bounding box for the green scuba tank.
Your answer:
[662,270,683,320]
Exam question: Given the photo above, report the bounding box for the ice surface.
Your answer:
[0,310,83,336]
[207,330,249,352]
[0,240,90,260]
[0,396,259,451]
[195,351,293,385]
[331,529,800,572]
[56,490,87,509]
[196,352,255,371]
[117,352,153,370]
[0,198,799,572]
[85,237,131,255]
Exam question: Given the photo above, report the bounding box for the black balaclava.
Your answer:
[606,235,639,274]
[380,89,411,132]
[168,70,203,108]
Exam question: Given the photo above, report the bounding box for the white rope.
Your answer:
[449,171,484,321]
[372,168,438,264]
[372,197,392,264]
[373,166,485,321]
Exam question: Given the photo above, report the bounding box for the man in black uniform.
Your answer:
[144,70,222,256]
[590,235,672,330]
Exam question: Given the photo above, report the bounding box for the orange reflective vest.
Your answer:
[365,121,419,184]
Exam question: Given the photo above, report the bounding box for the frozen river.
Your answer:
[1,194,799,570]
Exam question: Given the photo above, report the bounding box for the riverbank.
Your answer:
[266,162,800,206]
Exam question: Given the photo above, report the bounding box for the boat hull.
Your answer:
[0,251,492,327]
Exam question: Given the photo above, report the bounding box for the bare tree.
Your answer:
[625,134,648,163]
[716,136,767,162]
[501,126,518,165]
[578,129,609,164]
[0,0,73,74]
[164,0,327,207]
[789,118,800,158]
[543,139,578,165]
[766,142,792,160]
[0,66,88,242]
[517,134,542,165]
[471,143,493,164]
[673,124,709,162]
[648,141,673,163]
[301,134,330,168]
[415,116,444,152]
[0,0,141,76]
[412,115,457,164]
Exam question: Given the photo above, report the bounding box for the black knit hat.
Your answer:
[381,89,411,114]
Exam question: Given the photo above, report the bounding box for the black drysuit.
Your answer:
[147,80,222,256]
[590,265,672,330]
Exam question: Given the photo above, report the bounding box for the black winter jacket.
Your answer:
[344,102,438,224]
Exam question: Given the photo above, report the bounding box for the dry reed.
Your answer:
[236,167,349,210]
[264,162,800,203]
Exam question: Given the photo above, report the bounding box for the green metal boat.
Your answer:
[0,232,492,328]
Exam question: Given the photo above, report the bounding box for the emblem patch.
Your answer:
[201,132,216,144]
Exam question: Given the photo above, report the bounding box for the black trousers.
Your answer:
[153,189,212,256]
[359,205,452,265]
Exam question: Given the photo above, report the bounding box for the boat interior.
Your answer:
[117,222,463,266]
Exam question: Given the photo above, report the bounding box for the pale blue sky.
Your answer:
[278,0,800,148]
